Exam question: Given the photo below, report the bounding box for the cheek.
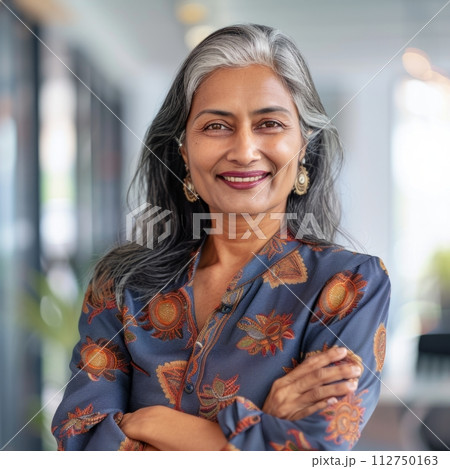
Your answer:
[271,139,302,174]
[186,142,212,170]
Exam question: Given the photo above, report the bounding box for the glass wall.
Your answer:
[0,3,125,450]
[0,3,42,450]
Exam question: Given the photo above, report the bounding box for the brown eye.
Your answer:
[259,120,282,128]
[204,123,228,131]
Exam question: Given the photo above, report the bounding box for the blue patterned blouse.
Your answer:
[52,229,390,450]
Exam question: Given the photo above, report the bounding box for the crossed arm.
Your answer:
[119,346,361,450]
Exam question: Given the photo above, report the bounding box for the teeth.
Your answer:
[222,174,266,182]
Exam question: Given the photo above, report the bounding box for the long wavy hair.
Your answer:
[92,23,344,306]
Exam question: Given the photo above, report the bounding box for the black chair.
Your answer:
[416,333,450,451]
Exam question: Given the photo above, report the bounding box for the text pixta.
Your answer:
[312,456,356,468]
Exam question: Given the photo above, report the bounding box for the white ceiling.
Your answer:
[46,0,450,90]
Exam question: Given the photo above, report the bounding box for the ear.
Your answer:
[179,143,188,166]
[299,143,307,161]
[300,130,312,160]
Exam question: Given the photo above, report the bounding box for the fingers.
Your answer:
[306,362,362,388]
[263,346,363,421]
[290,398,332,421]
[284,349,362,394]
[290,395,345,421]
[285,346,348,382]
[271,379,359,421]
[306,377,358,404]
[282,377,361,421]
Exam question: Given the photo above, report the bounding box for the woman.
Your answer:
[52,24,390,451]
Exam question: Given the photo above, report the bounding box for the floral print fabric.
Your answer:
[52,229,390,450]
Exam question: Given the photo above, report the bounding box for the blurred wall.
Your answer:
[1,0,449,451]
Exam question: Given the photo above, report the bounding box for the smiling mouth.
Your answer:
[216,172,271,190]
[220,174,268,183]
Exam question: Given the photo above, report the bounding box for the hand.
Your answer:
[262,346,361,420]
[119,407,157,443]
[119,405,227,451]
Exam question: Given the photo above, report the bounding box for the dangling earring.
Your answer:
[183,164,199,202]
[177,137,199,202]
[293,158,309,196]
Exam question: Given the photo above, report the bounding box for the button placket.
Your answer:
[220,304,233,314]
[182,330,208,395]
[184,382,194,394]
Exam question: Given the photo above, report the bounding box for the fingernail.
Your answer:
[352,366,362,375]
[327,397,338,405]
[336,347,347,355]
[347,381,358,389]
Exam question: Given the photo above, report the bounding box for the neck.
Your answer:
[198,211,286,270]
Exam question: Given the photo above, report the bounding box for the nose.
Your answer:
[226,128,261,165]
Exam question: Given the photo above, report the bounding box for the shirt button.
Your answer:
[221,304,232,313]
[184,383,194,394]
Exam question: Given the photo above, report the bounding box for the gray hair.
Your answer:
[184,25,334,140]
[93,23,344,306]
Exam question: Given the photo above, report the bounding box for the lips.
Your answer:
[217,171,270,189]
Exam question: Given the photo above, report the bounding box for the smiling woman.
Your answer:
[180,65,303,217]
[51,24,391,451]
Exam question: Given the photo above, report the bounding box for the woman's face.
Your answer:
[180,64,304,216]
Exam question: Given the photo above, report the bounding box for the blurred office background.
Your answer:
[1,0,449,451]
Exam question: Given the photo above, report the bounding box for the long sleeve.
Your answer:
[51,282,143,451]
[217,256,391,450]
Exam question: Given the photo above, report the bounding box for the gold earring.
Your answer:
[293,158,309,196]
[183,166,199,202]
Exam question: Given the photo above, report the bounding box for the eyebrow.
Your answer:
[192,106,292,121]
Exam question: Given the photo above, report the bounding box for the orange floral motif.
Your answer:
[300,342,331,360]
[259,234,289,260]
[77,336,129,381]
[237,310,295,356]
[270,429,315,450]
[234,396,260,411]
[282,357,300,374]
[199,375,240,421]
[229,415,261,439]
[320,390,367,448]
[116,306,138,344]
[373,323,387,372]
[82,279,117,324]
[138,290,189,341]
[263,251,308,288]
[156,360,188,405]
[118,437,147,451]
[59,404,107,439]
[311,271,367,324]
[379,258,389,275]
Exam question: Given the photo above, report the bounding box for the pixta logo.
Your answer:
[192,212,325,240]
[126,203,172,249]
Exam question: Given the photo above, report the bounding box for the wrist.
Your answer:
[119,405,165,444]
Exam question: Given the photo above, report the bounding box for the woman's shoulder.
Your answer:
[292,238,389,280]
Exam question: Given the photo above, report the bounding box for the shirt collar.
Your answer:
[186,227,301,295]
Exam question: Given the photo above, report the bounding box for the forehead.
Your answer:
[190,64,297,112]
